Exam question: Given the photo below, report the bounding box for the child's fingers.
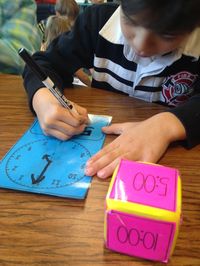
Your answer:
[54,105,88,127]
[43,128,72,141]
[102,124,124,135]
[68,102,89,124]
[44,119,86,137]
[102,122,139,135]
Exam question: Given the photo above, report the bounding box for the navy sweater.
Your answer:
[23,3,200,148]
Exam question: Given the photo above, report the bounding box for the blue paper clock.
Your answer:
[0,114,112,199]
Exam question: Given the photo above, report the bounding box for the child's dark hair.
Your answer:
[121,0,200,35]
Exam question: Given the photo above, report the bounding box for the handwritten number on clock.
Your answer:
[81,126,94,136]
[31,154,52,184]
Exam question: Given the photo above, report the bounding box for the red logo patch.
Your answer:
[162,71,197,106]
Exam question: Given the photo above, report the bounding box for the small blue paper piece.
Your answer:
[0,114,112,199]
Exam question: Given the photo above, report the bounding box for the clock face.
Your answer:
[5,139,91,189]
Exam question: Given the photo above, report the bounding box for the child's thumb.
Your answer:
[102,124,123,135]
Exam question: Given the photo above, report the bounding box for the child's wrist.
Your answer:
[154,112,186,143]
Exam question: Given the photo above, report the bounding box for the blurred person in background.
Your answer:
[39,0,79,43]
[35,0,56,22]
[42,14,91,86]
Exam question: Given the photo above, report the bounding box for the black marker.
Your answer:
[18,47,79,116]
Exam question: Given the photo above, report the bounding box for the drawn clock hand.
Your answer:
[31,154,52,184]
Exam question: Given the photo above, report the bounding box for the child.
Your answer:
[22,0,200,179]
[55,0,80,25]
[41,14,91,86]
[39,0,79,44]
[41,15,71,50]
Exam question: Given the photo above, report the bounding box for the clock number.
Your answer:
[143,231,158,250]
[81,126,94,136]
[133,172,156,193]
[117,226,129,244]
[132,172,169,196]
[128,228,140,246]
[158,177,168,196]
[117,225,158,251]
[68,173,78,180]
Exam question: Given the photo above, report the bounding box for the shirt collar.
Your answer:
[99,6,200,59]
[99,6,123,44]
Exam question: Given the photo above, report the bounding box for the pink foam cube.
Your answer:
[105,159,182,263]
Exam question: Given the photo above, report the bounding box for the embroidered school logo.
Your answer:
[162,71,197,106]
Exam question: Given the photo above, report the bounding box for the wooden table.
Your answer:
[0,74,199,266]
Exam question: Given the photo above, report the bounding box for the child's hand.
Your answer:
[33,88,89,140]
[85,112,186,179]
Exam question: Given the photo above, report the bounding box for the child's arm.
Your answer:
[33,88,89,140]
[75,69,91,87]
[22,4,116,137]
[85,112,186,179]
